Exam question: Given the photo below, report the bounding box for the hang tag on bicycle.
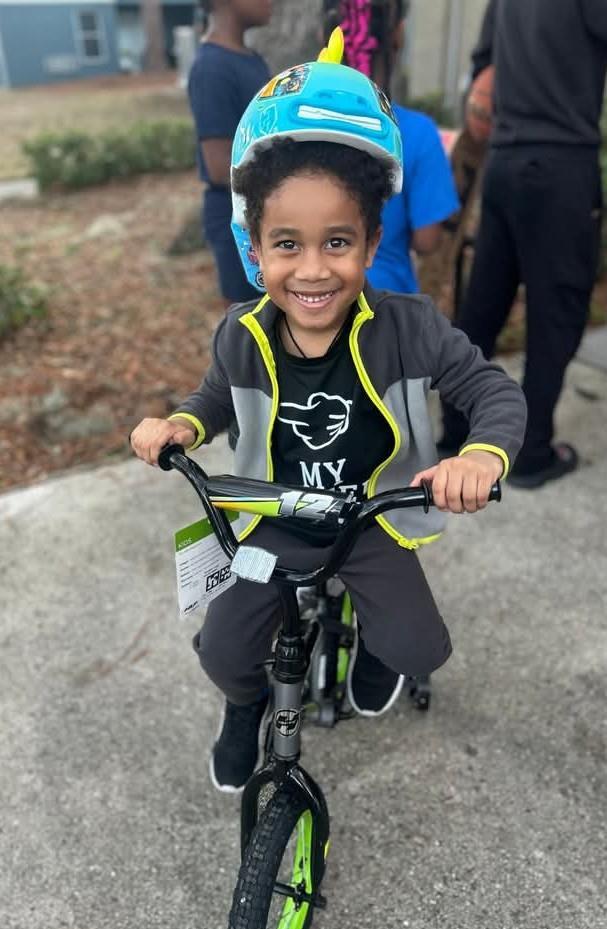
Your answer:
[174,514,238,617]
[230,545,278,584]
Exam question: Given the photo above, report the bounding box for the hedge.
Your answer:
[23,120,196,192]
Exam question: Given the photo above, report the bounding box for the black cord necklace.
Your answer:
[282,312,349,359]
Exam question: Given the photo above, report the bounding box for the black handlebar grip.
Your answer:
[158,443,185,472]
[423,478,502,506]
[489,481,502,502]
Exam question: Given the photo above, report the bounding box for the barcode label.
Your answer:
[231,545,278,584]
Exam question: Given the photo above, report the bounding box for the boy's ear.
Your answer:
[365,226,383,268]
[250,237,262,266]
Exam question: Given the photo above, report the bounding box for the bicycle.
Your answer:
[157,444,501,929]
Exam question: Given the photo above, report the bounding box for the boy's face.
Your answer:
[232,0,273,28]
[254,172,381,333]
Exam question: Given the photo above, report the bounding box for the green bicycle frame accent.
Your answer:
[337,592,354,685]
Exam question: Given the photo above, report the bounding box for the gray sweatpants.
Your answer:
[193,521,452,705]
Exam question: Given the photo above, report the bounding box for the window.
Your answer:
[73,9,107,64]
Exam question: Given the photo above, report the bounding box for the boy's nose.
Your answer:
[293,249,332,282]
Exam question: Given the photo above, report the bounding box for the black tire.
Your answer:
[228,787,320,929]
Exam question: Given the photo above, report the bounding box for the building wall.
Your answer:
[0,1,120,87]
[407,0,488,106]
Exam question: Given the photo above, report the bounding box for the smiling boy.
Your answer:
[131,35,526,792]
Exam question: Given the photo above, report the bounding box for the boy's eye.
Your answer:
[276,240,297,250]
[326,237,349,249]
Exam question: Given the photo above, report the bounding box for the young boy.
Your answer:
[132,34,526,793]
[322,0,460,294]
[188,0,272,307]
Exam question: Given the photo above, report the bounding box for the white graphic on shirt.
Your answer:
[277,392,352,451]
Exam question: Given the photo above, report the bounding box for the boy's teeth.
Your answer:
[295,291,333,303]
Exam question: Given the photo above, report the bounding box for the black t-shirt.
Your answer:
[472,0,607,148]
[188,42,270,188]
[271,313,394,544]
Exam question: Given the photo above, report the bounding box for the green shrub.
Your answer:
[23,120,196,191]
[0,265,48,338]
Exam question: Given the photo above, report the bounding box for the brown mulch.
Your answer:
[0,171,223,492]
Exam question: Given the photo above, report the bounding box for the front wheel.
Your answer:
[228,786,325,929]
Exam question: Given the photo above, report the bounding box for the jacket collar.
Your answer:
[241,280,377,337]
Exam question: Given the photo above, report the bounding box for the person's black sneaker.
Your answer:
[347,626,403,717]
[209,694,269,793]
[508,443,578,489]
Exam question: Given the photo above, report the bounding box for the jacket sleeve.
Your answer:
[471,0,496,78]
[426,302,527,473]
[170,316,235,445]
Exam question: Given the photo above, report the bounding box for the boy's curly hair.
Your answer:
[232,139,394,244]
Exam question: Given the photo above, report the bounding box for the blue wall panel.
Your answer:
[0,4,120,87]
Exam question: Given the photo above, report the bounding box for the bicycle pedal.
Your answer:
[407,678,431,711]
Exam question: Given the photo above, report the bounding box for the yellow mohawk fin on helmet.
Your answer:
[317,26,345,64]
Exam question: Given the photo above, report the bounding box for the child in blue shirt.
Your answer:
[188,0,272,306]
[323,0,459,293]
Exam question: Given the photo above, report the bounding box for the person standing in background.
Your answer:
[440,0,606,489]
[322,0,460,295]
[188,0,273,308]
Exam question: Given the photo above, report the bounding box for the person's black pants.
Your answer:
[443,145,603,473]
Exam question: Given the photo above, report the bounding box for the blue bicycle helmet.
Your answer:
[231,28,403,291]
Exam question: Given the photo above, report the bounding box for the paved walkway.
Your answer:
[1,356,606,929]
[0,177,38,202]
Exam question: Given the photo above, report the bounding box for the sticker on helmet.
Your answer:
[258,64,310,99]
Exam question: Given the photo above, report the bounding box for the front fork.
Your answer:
[240,584,330,889]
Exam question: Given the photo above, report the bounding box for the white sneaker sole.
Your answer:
[346,624,404,718]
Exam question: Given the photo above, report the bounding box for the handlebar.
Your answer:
[158,444,501,586]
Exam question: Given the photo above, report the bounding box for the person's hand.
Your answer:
[130,417,196,467]
[411,450,503,514]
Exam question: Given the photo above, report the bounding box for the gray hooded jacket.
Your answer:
[171,285,527,548]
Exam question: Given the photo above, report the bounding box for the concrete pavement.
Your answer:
[1,355,606,929]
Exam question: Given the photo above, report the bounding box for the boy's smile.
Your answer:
[254,173,381,351]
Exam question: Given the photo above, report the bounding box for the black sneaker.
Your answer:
[508,443,578,489]
[347,626,403,717]
[209,694,269,793]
